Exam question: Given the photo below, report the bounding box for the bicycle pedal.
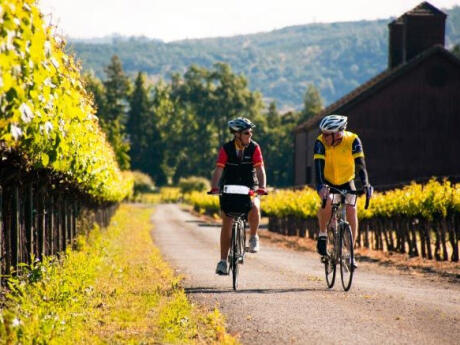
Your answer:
[320,256,328,264]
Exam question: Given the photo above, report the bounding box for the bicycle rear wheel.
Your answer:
[340,223,354,291]
[231,221,241,290]
[325,228,336,288]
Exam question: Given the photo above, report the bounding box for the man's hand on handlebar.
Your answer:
[208,187,219,195]
[317,184,329,200]
[256,187,268,195]
[364,184,374,199]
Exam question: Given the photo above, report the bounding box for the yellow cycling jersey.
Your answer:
[313,131,365,185]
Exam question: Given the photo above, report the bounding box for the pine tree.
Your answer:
[300,84,323,124]
[103,55,131,122]
[127,72,154,173]
[83,72,106,116]
[102,55,132,170]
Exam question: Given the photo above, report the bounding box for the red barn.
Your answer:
[293,2,460,189]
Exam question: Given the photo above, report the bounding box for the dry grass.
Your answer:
[0,204,239,345]
[84,204,239,344]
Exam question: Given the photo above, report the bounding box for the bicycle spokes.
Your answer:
[340,224,354,291]
[324,228,337,288]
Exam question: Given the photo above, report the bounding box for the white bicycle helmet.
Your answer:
[228,117,255,133]
[319,115,348,133]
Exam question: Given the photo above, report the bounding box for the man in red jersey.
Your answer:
[209,117,267,275]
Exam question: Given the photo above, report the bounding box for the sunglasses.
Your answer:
[241,131,252,136]
[322,131,341,137]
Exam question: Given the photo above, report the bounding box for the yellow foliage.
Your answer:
[0,0,132,202]
[184,191,220,214]
[262,179,459,220]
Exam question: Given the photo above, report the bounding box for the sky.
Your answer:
[39,0,460,42]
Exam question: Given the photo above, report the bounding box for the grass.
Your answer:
[0,204,238,345]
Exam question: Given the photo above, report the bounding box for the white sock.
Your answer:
[319,231,327,237]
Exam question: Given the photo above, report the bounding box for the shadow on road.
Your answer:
[185,220,220,227]
[185,286,321,294]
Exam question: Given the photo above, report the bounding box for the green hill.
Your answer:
[68,6,460,110]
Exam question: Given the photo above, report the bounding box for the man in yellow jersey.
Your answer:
[313,115,373,268]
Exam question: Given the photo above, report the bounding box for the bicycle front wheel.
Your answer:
[231,221,241,290]
[340,223,354,291]
[325,228,336,288]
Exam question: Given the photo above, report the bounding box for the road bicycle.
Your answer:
[321,187,369,291]
[209,185,264,290]
[227,207,247,290]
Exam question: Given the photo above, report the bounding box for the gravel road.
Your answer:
[151,204,460,345]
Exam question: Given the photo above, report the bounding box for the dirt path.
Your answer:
[151,204,460,345]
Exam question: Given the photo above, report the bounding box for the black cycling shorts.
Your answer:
[219,194,253,215]
[325,179,356,192]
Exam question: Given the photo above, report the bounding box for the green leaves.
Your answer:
[0,0,133,202]
[40,152,49,167]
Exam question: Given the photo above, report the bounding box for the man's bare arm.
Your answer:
[256,165,266,189]
[211,166,224,189]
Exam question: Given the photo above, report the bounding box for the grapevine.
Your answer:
[0,0,133,202]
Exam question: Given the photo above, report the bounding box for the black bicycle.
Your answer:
[209,184,264,290]
[321,187,369,291]
[227,209,248,290]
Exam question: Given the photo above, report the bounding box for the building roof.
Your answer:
[403,1,446,17]
[389,2,446,25]
[294,45,460,133]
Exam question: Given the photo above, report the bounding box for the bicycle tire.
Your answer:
[232,221,240,290]
[340,223,354,291]
[325,228,336,288]
[239,219,246,263]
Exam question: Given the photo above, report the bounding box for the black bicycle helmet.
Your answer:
[228,117,255,133]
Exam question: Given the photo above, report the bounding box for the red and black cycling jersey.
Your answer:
[216,139,264,189]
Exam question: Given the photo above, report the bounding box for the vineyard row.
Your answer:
[183,179,459,262]
[0,158,118,282]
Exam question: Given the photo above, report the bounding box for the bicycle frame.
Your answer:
[323,187,358,291]
[209,185,263,290]
[325,198,346,266]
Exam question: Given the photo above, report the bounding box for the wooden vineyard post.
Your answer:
[72,200,77,241]
[38,187,46,259]
[12,186,20,270]
[57,192,63,253]
[25,183,33,263]
[48,193,55,256]
[67,196,72,246]
[62,194,67,251]
[0,185,3,281]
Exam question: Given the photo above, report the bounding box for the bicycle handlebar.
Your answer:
[321,186,371,210]
[207,189,268,196]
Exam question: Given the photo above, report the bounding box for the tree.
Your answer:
[209,63,263,145]
[102,55,131,170]
[299,84,323,124]
[256,103,297,187]
[168,63,264,182]
[152,81,184,185]
[103,55,131,123]
[127,72,152,171]
[452,44,460,59]
[83,72,106,116]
